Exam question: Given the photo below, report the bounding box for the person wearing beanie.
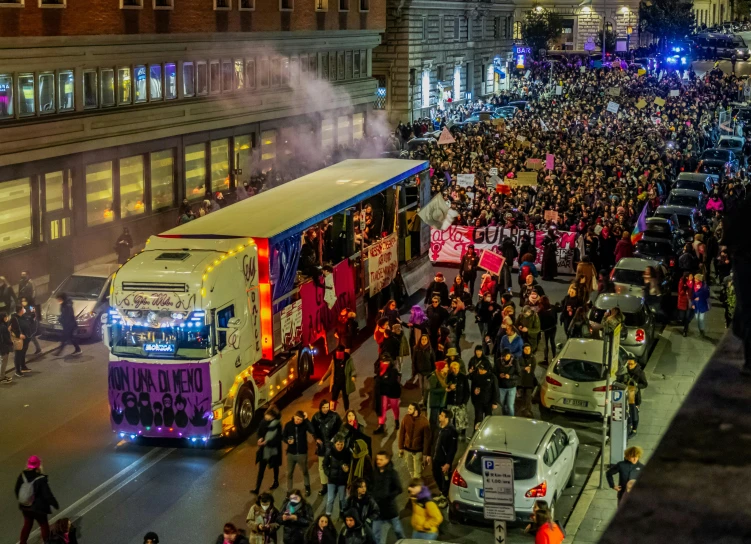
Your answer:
[424,273,449,307]
[470,362,499,432]
[15,455,58,544]
[467,344,491,375]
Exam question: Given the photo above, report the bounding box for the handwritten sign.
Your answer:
[456,174,476,188]
[489,167,499,176]
[654,97,665,107]
[280,299,303,350]
[606,101,620,114]
[635,99,647,110]
[608,87,621,97]
[478,249,505,276]
[545,153,555,171]
[544,210,559,222]
[670,89,679,97]
[368,234,399,297]
[113,292,197,312]
[509,172,538,187]
[525,158,543,170]
[555,85,563,95]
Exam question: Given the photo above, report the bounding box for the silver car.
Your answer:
[610,257,660,296]
[588,294,656,365]
[448,416,579,523]
[40,264,118,340]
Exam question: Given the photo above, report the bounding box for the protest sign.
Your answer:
[516,135,526,142]
[555,86,563,95]
[545,154,555,171]
[606,101,620,114]
[478,249,505,276]
[544,210,559,222]
[509,172,538,187]
[368,234,398,297]
[418,194,451,229]
[525,158,543,170]
[489,167,499,176]
[608,87,621,97]
[654,97,666,107]
[456,174,476,188]
[669,89,679,97]
[635,99,647,110]
[438,127,456,145]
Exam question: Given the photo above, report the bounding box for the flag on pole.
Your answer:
[631,203,649,244]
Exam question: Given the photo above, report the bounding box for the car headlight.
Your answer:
[77,311,96,324]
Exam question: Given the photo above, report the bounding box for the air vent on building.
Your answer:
[121,282,188,292]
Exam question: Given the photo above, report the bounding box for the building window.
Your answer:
[246,60,256,89]
[85,161,114,226]
[153,0,173,9]
[422,17,428,41]
[259,58,269,88]
[18,74,35,117]
[210,61,221,94]
[117,67,132,105]
[494,16,500,39]
[183,62,195,97]
[150,64,163,100]
[261,130,276,162]
[309,55,317,78]
[39,0,65,8]
[0,178,32,252]
[315,0,326,11]
[165,63,177,99]
[359,0,367,11]
[222,61,233,92]
[134,66,147,103]
[235,60,245,90]
[39,73,55,114]
[360,50,367,76]
[44,170,71,215]
[338,0,348,11]
[214,0,230,9]
[83,70,97,109]
[337,115,351,145]
[321,118,334,150]
[353,52,360,78]
[239,0,254,9]
[290,57,299,87]
[234,135,252,187]
[279,0,292,10]
[271,58,281,87]
[337,52,345,80]
[211,139,230,193]
[281,57,290,86]
[453,17,460,40]
[197,61,208,95]
[0,0,25,7]
[300,54,308,79]
[0,75,14,118]
[120,156,145,218]
[353,112,364,141]
[150,150,174,211]
[185,143,207,201]
[345,52,353,79]
[321,54,329,80]
[120,0,143,8]
[513,21,522,40]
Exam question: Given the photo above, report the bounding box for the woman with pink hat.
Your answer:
[15,455,58,544]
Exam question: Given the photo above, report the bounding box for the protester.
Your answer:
[533,509,565,544]
[432,409,458,505]
[16,455,58,544]
[284,410,315,496]
[247,493,280,544]
[304,515,337,544]
[516,305,541,352]
[407,478,443,541]
[426,361,449,427]
[20,297,41,355]
[606,446,645,503]
[321,344,357,411]
[445,360,470,439]
[470,361,498,431]
[312,399,342,496]
[276,490,314,543]
[374,354,402,434]
[0,312,13,384]
[335,309,358,353]
[337,510,376,544]
[215,523,251,544]
[412,335,435,404]
[323,434,352,517]
[0,276,16,314]
[518,343,538,418]
[398,403,432,479]
[371,451,406,544]
[115,226,134,264]
[9,305,31,377]
[52,293,81,357]
[459,245,480,302]
[691,273,711,337]
[624,358,648,438]
[343,478,380,529]
[253,406,282,494]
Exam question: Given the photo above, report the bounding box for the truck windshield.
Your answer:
[111,323,213,360]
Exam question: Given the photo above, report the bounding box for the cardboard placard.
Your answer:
[654,97,666,107]
[438,127,456,145]
[544,210,559,222]
[516,135,527,142]
[546,153,555,171]
[456,174,476,188]
[478,249,506,276]
[606,101,620,114]
[635,99,648,110]
[525,158,543,170]
[608,87,621,97]
[670,89,679,97]
[555,86,563,95]
[509,172,538,187]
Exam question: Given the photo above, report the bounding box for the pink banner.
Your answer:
[430,226,578,270]
[300,259,356,347]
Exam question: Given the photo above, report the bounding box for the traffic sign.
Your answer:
[482,457,515,521]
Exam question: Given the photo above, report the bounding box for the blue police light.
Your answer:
[680,57,687,65]
[666,57,677,64]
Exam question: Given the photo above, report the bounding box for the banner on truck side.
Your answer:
[367,234,399,297]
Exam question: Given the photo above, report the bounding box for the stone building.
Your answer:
[373,0,515,124]
[692,0,731,27]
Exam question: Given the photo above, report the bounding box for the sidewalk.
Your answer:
[563,304,726,543]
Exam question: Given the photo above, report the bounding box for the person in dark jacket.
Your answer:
[312,399,342,496]
[411,335,435,404]
[115,227,134,265]
[304,514,337,544]
[538,296,559,363]
[0,275,16,314]
[371,451,405,544]
[378,328,401,361]
[470,362,499,431]
[0,312,13,384]
[334,309,358,353]
[16,455,58,544]
[323,435,353,517]
[20,297,41,355]
[337,509,376,544]
[425,296,449,351]
[517,343,537,418]
[373,355,401,434]
[10,304,32,377]
[276,491,314,544]
[446,360,470,439]
[343,478,380,528]
[47,518,78,544]
[467,345,490,375]
[424,273,449,307]
[283,410,315,496]
[459,245,480,303]
[432,409,458,500]
[321,345,357,411]
[215,522,250,544]
[253,406,283,494]
[606,446,645,502]
[17,271,35,307]
[475,292,497,340]
[52,293,81,357]
[495,349,520,417]
[624,358,648,438]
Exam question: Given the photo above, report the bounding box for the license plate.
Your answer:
[563,398,588,407]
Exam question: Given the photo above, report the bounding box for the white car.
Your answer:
[610,257,661,296]
[541,338,631,417]
[448,416,579,523]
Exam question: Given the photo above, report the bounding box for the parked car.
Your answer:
[699,148,740,179]
[718,135,745,157]
[404,137,438,153]
[448,416,579,523]
[610,257,661,296]
[507,100,529,111]
[654,205,701,236]
[588,294,656,365]
[40,264,118,340]
[634,235,679,271]
[540,339,633,417]
[666,188,705,211]
[673,173,714,195]
[493,105,518,119]
[643,216,682,246]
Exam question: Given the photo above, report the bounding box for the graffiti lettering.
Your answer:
[243,253,257,286]
[114,292,196,312]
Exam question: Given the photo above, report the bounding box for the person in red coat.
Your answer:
[613,232,634,264]
[677,272,693,337]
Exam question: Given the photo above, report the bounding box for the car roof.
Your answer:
[719,135,743,141]
[670,188,702,197]
[614,256,660,271]
[657,204,696,215]
[676,173,711,181]
[472,416,555,455]
[593,293,645,313]
[72,264,120,278]
[702,148,733,159]
[646,216,671,226]
[639,234,673,244]
[558,338,607,364]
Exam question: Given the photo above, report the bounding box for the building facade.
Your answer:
[693,0,732,28]
[373,0,515,124]
[0,0,385,294]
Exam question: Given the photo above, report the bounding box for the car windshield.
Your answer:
[56,276,107,299]
[111,322,213,360]
[676,181,705,192]
[702,149,730,160]
[465,450,538,480]
[589,307,646,327]
[555,359,604,382]
[613,268,645,285]
[719,139,739,149]
[700,163,723,175]
[643,227,671,239]
[668,194,698,207]
[656,212,691,227]
[636,239,672,256]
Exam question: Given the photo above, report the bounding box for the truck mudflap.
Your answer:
[108,360,214,439]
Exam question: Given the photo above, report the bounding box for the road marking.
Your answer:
[18,447,175,544]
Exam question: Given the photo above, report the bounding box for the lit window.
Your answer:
[58,71,74,110]
[85,161,114,226]
[222,61,233,92]
[101,69,115,107]
[261,130,276,162]
[118,67,132,105]
[165,63,176,99]
[0,178,32,252]
[134,66,147,103]
[321,118,334,150]
[185,143,206,201]
[246,59,256,90]
[39,73,55,114]
[210,139,230,193]
[0,74,14,118]
[337,115,351,146]
[234,135,252,187]
[513,21,522,40]
[271,58,281,87]
[44,171,69,214]
[234,60,244,90]
[83,70,97,109]
[353,112,364,140]
[150,150,175,210]
[196,62,208,95]
[183,62,195,97]
[18,73,35,116]
[210,61,221,94]
[259,58,269,88]
[120,155,145,218]
[150,65,163,100]
[315,0,326,10]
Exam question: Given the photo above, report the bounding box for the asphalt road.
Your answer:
[0,269,656,544]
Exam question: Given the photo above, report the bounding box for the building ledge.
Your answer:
[599,332,750,544]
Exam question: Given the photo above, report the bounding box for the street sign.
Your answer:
[611,389,625,421]
[482,456,515,521]
[494,520,508,543]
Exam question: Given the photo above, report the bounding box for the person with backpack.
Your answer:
[15,455,58,544]
[407,478,443,540]
[337,509,376,544]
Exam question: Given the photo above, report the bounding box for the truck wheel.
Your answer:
[298,349,314,385]
[235,386,255,439]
